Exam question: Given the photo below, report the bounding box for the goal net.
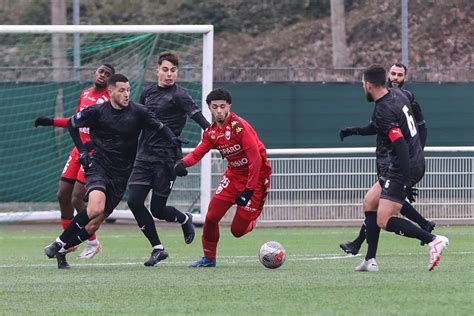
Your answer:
[0,25,213,223]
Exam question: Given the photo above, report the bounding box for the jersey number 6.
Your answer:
[402,105,418,137]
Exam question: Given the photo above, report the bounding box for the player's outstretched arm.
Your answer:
[190,112,211,130]
[34,116,70,128]
[141,107,188,145]
[159,124,189,145]
[34,116,53,127]
[182,132,213,168]
[339,122,377,141]
[174,160,188,177]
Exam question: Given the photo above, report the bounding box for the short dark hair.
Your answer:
[206,88,232,105]
[363,64,387,87]
[158,52,179,66]
[108,74,129,86]
[101,63,115,74]
[391,62,408,75]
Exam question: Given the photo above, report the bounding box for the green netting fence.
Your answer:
[0,32,204,204]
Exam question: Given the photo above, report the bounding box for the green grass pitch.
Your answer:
[0,224,472,315]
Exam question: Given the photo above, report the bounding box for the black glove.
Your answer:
[171,136,189,146]
[174,160,188,177]
[34,116,54,127]
[235,188,254,206]
[79,151,93,172]
[339,127,358,141]
[83,141,94,152]
[404,185,418,203]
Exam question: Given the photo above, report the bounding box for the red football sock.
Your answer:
[202,237,218,260]
[88,233,97,242]
[60,218,72,231]
[201,198,233,260]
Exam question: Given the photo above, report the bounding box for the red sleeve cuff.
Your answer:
[182,156,190,167]
[388,127,404,142]
[53,117,70,128]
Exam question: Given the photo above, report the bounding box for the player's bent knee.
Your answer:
[150,206,167,220]
[57,190,70,205]
[86,206,105,219]
[363,195,378,212]
[71,195,84,211]
[376,216,389,230]
[127,199,143,212]
[230,219,251,238]
[230,227,246,238]
[205,214,221,225]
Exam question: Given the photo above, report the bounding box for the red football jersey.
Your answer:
[53,87,110,143]
[183,112,271,191]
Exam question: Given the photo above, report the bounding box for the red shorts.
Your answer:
[213,170,271,220]
[61,147,86,184]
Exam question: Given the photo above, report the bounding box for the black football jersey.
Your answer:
[371,88,424,175]
[71,101,164,175]
[136,84,201,161]
[400,88,425,127]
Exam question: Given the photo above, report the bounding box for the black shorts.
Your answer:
[376,162,389,179]
[84,163,129,216]
[128,159,177,197]
[379,166,425,204]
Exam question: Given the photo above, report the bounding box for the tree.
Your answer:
[51,0,69,81]
[330,0,350,67]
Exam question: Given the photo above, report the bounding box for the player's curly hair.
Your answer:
[100,63,115,74]
[158,52,179,66]
[206,88,232,105]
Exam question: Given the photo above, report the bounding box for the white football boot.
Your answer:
[428,235,449,271]
[355,258,379,272]
[78,240,102,259]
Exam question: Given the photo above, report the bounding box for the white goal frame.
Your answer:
[0,25,214,222]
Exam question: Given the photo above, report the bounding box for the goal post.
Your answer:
[0,25,213,223]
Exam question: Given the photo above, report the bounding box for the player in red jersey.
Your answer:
[174,88,272,267]
[34,63,115,259]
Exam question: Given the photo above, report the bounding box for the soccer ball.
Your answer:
[259,241,286,269]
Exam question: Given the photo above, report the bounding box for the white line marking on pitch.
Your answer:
[0,252,472,269]
[0,254,357,268]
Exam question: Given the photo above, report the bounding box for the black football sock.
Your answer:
[136,211,162,247]
[128,185,162,247]
[150,194,186,223]
[364,212,380,260]
[352,222,367,247]
[386,217,435,244]
[63,227,93,251]
[400,201,429,228]
[59,210,90,243]
[162,206,187,223]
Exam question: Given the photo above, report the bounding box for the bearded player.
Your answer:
[174,88,272,267]
[338,63,435,264]
[34,63,115,259]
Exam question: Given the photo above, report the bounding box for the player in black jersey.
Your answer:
[388,63,427,147]
[127,52,211,266]
[338,63,435,258]
[43,74,186,269]
[351,65,448,272]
